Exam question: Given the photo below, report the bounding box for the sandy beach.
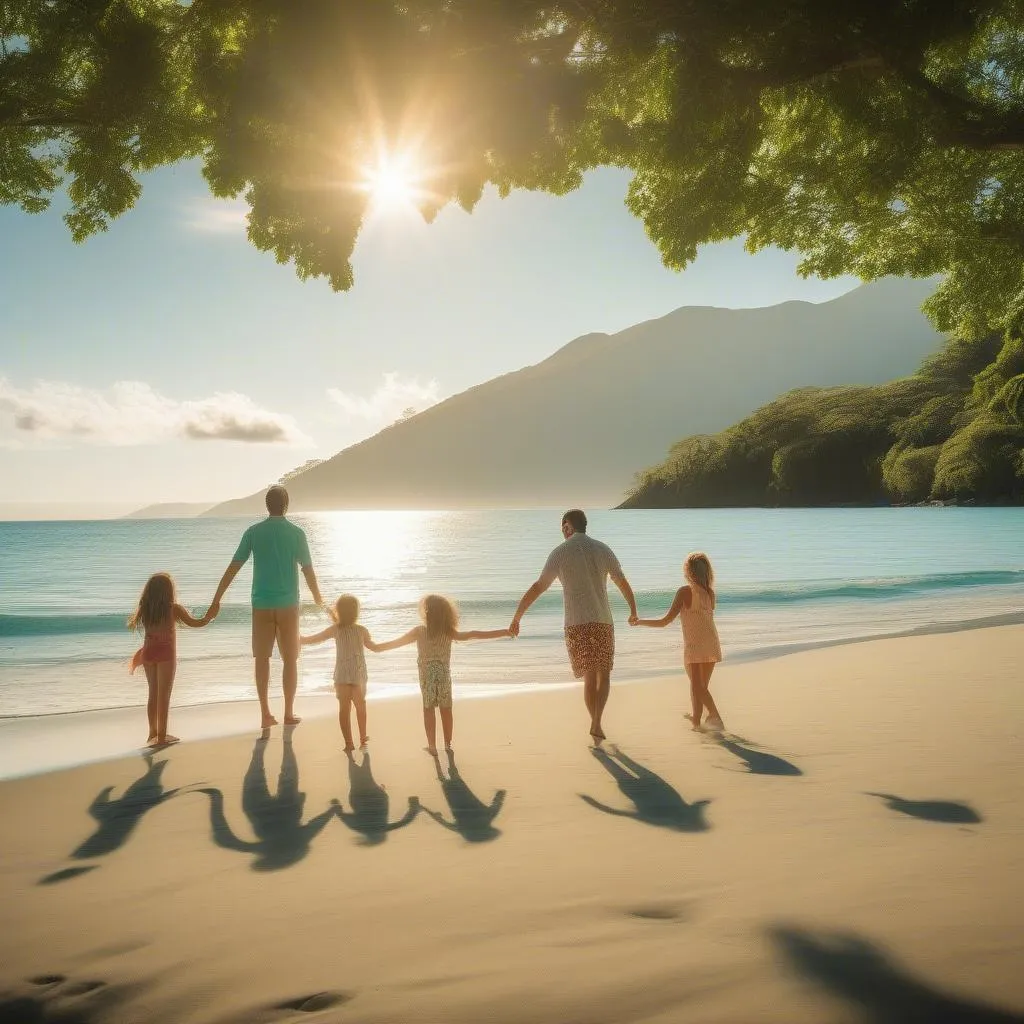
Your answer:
[1,624,1021,1023]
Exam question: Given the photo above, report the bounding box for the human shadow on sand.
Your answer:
[336,751,419,846]
[63,752,184,863]
[422,751,505,843]
[197,730,338,871]
[715,736,803,776]
[865,792,982,824]
[580,746,710,832]
[770,924,1023,1022]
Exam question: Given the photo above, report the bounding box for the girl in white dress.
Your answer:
[301,594,385,750]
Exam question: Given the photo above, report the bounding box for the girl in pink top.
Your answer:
[128,572,214,747]
[633,552,724,732]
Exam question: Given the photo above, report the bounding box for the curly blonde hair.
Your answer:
[420,594,458,638]
[684,552,715,595]
[331,594,360,628]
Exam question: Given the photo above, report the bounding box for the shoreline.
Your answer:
[1,622,1021,1023]
[2,614,1023,783]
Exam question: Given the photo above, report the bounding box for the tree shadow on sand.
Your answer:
[580,746,710,832]
[197,729,337,871]
[865,792,982,824]
[336,751,419,846]
[770,924,1024,1022]
[66,753,183,863]
[714,736,803,776]
[422,751,505,843]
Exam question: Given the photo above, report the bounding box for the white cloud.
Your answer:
[327,372,441,422]
[185,197,249,234]
[0,378,309,446]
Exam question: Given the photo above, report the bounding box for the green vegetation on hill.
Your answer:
[622,330,1024,508]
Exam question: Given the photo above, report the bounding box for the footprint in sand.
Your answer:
[0,974,127,1024]
[214,990,356,1022]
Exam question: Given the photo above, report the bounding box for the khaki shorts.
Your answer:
[252,606,300,661]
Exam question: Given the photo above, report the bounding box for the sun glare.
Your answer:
[363,156,419,212]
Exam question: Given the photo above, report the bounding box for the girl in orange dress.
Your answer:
[633,552,724,732]
[128,572,214,747]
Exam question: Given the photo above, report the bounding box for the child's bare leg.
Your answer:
[155,661,178,744]
[337,689,355,750]
[423,707,438,755]
[439,706,454,750]
[353,689,368,746]
[144,664,159,743]
[684,664,704,729]
[699,664,723,727]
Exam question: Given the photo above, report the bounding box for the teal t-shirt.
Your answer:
[232,517,312,609]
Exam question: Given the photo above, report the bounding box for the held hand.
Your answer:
[208,600,221,620]
[504,627,514,639]
[509,619,521,638]
[628,614,639,626]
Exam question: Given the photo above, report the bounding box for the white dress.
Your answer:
[333,625,368,694]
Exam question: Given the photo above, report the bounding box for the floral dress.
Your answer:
[416,629,453,709]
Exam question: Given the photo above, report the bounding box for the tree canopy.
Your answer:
[4,1,1024,338]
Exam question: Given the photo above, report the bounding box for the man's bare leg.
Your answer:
[255,656,277,727]
[583,669,598,738]
[591,669,611,740]
[282,657,300,725]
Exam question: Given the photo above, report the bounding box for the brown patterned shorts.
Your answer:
[564,622,615,679]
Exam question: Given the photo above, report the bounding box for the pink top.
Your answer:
[680,586,722,665]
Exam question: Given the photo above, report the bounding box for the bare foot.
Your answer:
[360,736,369,747]
[146,734,158,747]
[261,715,278,728]
[284,716,302,726]
[684,713,703,731]
[705,717,725,732]
[343,743,355,753]
[424,746,438,756]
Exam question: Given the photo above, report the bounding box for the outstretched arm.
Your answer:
[510,579,552,636]
[579,794,638,819]
[610,571,639,624]
[372,627,420,653]
[175,604,213,628]
[453,628,512,641]
[634,587,686,628]
[301,625,336,647]
[198,788,257,853]
[302,801,341,840]
[301,564,325,608]
[386,796,421,831]
[210,561,244,613]
[359,625,388,654]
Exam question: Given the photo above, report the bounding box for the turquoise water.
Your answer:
[1,508,1022,717]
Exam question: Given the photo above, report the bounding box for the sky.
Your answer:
[0,161,860,516]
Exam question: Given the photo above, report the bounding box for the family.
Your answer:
[129,486,723,751]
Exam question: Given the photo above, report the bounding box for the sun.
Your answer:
[363,155,419,212]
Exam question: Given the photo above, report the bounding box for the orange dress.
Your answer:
[680,586,722,665]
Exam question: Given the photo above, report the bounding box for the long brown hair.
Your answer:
[684,552,715,597]
[331,594,360,628]
[420,594,458,638]
[128,572,175,632]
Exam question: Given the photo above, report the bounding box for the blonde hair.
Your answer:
[331,594,360,628]
[684,552,715,595]
[128,572,175,632]
[420,594,458,638]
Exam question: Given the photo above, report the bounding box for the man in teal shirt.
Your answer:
[210,486,325,728]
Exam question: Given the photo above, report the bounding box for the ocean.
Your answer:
[1,508,1022,719]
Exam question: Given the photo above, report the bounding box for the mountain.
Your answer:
[124,502,213,519]
[207,277,945,514]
